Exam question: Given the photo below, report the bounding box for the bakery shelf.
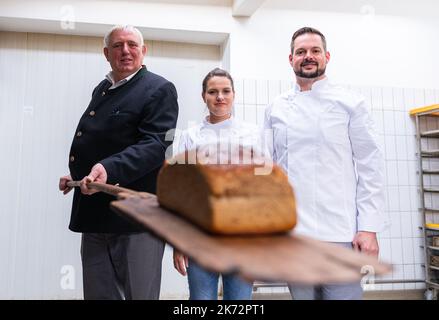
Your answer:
[421,129,439,138]
[426,223,439,230]
[411,104,439,299]
[421,150,439,157]
[426,280,439,290]
[410,104,439,116]
[423,170,439,175]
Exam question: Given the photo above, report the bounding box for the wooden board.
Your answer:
[111,195,392,284]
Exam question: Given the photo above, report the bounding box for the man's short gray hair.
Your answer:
[103,25,144,48]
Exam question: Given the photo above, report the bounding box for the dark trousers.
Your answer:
[81,232,165,300]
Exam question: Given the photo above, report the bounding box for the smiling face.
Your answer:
[289,33,330,80]
[202,76,235,124]
[103,29,146,82]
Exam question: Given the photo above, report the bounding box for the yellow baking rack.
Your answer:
[409,104,439,116]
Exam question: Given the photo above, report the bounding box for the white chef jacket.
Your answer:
[176,116,262,156]
[264,77,386,242]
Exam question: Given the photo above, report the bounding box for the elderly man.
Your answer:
[59,25,179,300]
[264,27,386,300]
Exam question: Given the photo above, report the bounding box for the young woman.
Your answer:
[173,67,261,300]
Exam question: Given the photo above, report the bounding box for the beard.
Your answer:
[294,62,326,79]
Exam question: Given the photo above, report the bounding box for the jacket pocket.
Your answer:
[106,112,137,132]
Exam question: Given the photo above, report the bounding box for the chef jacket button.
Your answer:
[89,110,96,116]
[102,91,106,96]
[70,156,75,162]
[76,131,82,137]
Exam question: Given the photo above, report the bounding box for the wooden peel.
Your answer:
[68,181,392,284]
[66,181,152,198]
[111,195,392,284]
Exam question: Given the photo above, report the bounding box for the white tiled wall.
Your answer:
[0,31,222,299]
[236,78,439,293]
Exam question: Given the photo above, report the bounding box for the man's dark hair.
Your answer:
[291,27,327,54]
[202,67,235,94]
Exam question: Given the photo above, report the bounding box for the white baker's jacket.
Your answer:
[264,77,386,242]
[176,116,262,155]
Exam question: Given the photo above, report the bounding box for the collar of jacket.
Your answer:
[103,65,148,93]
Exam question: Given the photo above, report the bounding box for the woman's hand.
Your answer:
[173,248,189,276]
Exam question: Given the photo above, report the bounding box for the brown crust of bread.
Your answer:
[157,161,297,235]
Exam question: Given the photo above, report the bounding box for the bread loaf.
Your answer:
[157,147,296,235]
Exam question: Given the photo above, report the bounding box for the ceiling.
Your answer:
[262,0,439,19]
[103,0,232,6]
